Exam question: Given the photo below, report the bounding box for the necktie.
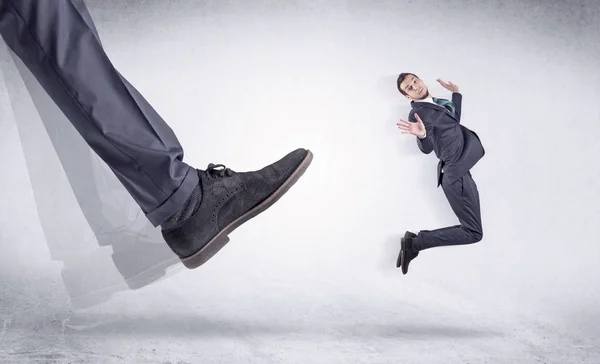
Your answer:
[433,97,455,116]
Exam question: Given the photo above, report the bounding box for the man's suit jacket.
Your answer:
[409,93,485,187]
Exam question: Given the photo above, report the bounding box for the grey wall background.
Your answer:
[0,0,599,363]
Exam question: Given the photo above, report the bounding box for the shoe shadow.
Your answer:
[62,314,299,338]
[342,322,500,340]
[61,313,500,340]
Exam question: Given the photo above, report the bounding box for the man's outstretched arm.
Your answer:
[397,112,433,154]
[437,78,462,122]
[410,113,434,154]
[452,92,462,122]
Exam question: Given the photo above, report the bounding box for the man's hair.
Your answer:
[397,73,418,96]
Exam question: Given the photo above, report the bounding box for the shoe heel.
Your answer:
[181,234,231,269]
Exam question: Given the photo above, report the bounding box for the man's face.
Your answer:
[400,75,429,100]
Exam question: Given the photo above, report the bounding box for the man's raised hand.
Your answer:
[397,113,426,138]
[436,78,459,93]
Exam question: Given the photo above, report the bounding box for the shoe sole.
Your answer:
[396,243,403,269]
[398,231,413,274]
[181,150,314,269]
[399,238,407,274]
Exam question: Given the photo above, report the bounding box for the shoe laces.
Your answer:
[205,163,233,178]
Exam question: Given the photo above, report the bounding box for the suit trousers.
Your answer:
[413,171,483,251]
[0,0,198,227]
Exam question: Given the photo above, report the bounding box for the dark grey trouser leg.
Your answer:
[9,0,167,240]
[413,172,483,251]
[0,0,198,227]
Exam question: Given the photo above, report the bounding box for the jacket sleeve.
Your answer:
[409,111,433,154]
[452,92,462,122]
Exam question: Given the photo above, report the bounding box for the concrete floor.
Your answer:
[1,263,598,364]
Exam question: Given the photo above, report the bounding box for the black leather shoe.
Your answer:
[162,148,313,269]
[397,231,419,274]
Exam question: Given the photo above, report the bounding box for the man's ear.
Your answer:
[404,94,412,100]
